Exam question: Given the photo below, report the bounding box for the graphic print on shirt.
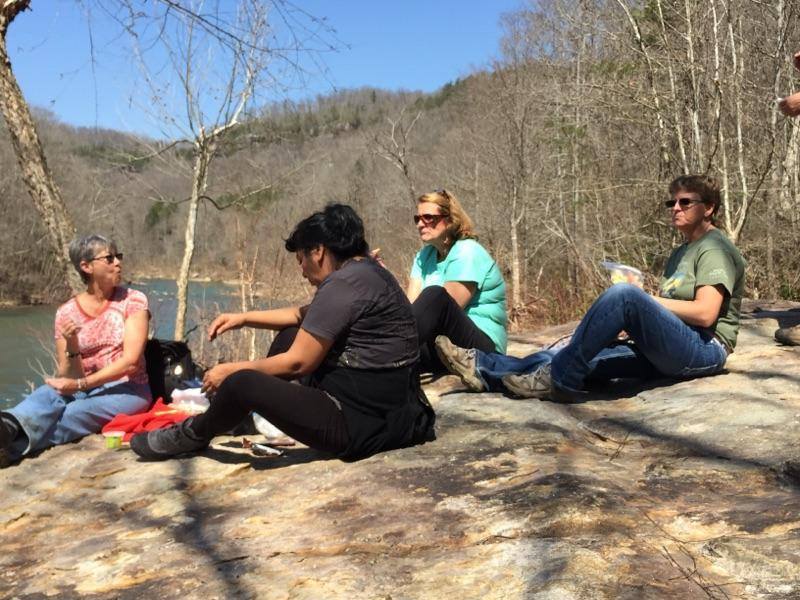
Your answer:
[660,261,690,298]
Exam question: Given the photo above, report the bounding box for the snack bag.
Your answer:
[600,261,644,287]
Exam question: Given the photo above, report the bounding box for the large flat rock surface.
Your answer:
[2,302,800,599]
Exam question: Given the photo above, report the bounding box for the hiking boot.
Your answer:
[501,363,553,399]
[130,418,209,460]
[775,325,800,346]
[434,335,485,392]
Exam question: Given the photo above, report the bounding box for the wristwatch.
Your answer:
[65,350,80,358]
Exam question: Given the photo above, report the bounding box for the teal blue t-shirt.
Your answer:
[410,238,507,352]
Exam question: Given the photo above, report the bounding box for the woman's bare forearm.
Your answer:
[241,306,308,329]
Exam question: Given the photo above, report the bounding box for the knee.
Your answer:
[598,283,646,305]
[219,369,257,394]
[27,384,64,404]
[413,286,449,312]
[216,369,273,402]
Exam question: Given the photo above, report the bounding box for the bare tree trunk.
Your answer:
[236,219,258,361]
[710,0,733,237]
[0,0,81,296]
[781,121,799,216]
[510,184,522,313]
[614,0,670,172]
[655,0,689,174]
[766,168,778,297]
[685,0,703,169]
[174,140,212,340]
[724,13,749,243]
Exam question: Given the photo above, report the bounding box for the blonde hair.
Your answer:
[417,189,477,240]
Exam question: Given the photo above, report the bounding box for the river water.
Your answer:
[0,279,240,410]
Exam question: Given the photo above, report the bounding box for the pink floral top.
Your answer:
[54,287,149,385]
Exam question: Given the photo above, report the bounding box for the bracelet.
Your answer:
[65,350,80,359]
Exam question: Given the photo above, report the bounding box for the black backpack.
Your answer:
[144,338,198,402]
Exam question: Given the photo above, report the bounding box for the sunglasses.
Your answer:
[414,213,447,226]
[91,253,124,264]
[664,197,705,209]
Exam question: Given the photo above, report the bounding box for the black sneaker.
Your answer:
[775,326,800,346]
[0,416,16,451]
[131,418,209,460]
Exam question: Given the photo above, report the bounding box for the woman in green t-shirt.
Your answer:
[407,189,507,373]
[436,175,745,400]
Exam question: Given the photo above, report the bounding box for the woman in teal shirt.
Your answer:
[407,188,507,372]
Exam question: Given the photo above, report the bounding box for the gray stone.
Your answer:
[1,301,799,598]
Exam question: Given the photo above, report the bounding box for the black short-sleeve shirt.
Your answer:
[301,258,430,458]
[302,258,419,369]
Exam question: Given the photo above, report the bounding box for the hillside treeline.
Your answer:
[3,0,800,327]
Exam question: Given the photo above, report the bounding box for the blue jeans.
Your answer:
[476,284,728,393]
[3,380,151,460]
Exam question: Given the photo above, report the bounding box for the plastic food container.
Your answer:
[171,388,210,414]
[103,430,125,450]
[600,261,644,287]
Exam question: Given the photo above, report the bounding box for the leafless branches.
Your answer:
[370,106,422,204]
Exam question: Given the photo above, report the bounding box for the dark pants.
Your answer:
[412,286,495,373]
[189,327,349,454]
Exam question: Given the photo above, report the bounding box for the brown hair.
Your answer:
[416,188,477,240]
[668,175,721,221]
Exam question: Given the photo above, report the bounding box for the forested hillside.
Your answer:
[3,1,800,328]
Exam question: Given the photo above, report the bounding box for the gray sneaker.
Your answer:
[775,326,800,346]
[131,418,209,460]
[501,363,553,399]
[434,335,485,392]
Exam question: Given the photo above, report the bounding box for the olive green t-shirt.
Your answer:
[659,229,746,350]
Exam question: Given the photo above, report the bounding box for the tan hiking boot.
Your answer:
[501,364,553,399]
[434,335,485,392]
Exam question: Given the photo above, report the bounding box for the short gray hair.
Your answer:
[68,234,118,283]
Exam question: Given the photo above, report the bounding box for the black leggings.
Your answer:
[189,327,350,455]
[412,286,496,373]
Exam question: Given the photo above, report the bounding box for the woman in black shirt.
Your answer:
[132,204,434,461]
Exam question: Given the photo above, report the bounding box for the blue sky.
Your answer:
[6,0,523,138]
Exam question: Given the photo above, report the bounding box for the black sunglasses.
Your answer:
[414,213,447,226]
[664,197,704,209]
[91,253,124,264]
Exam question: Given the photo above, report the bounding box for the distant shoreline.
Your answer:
[0,275,240,309]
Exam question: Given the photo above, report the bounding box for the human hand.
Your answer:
[208,313,245,341]
[201,363,234,396]
[59,319,81,341]
[370,247,387,269]
[779,92,800,117]
[45,377,80,395]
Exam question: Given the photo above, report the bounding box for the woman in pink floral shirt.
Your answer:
[0,235,152,466]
